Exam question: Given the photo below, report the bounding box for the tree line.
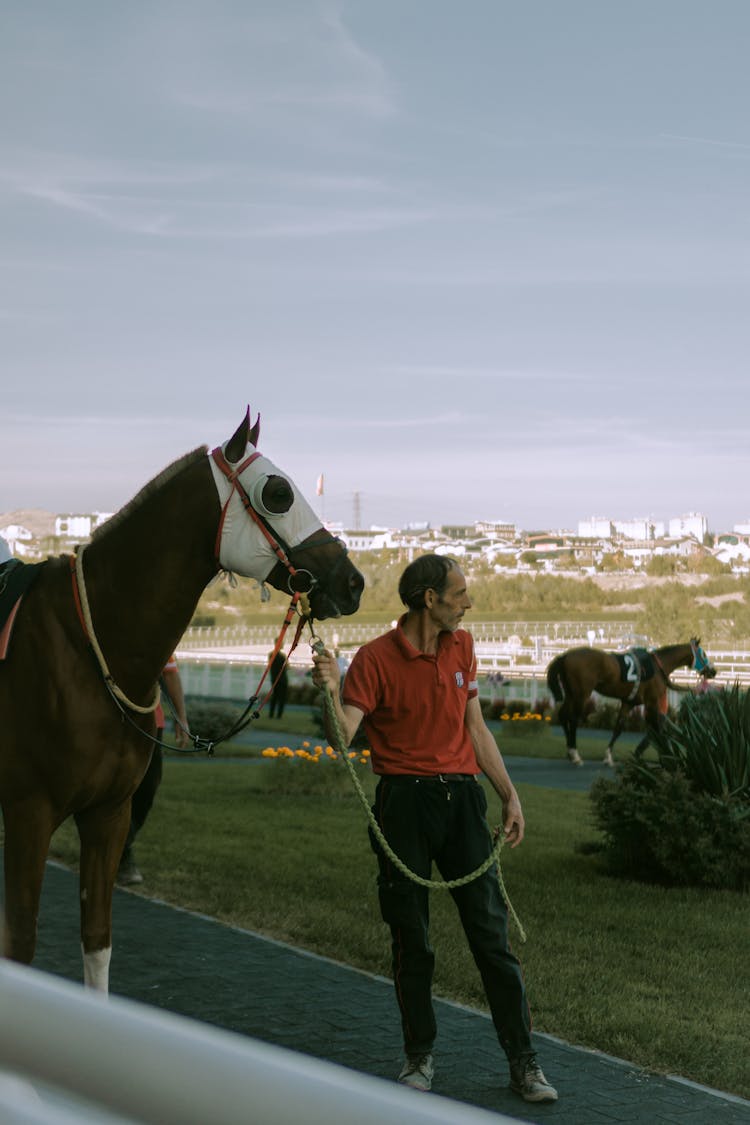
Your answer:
[190,551,750,644]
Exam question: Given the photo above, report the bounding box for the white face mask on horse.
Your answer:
[209,443,322,581]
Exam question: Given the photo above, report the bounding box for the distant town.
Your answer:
[3,508,750,574]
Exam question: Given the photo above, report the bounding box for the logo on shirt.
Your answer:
[455,671,464,688]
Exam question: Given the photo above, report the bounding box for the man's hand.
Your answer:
[311,648,340,694]
[174,725,190,750]
[502,793,525,848]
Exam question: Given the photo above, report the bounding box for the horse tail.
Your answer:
[546,655,567,703]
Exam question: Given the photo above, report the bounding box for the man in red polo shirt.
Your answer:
[312,554,557,1104]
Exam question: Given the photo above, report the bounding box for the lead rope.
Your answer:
[311,640,526,941]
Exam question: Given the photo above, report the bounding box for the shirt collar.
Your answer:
[392,613,461,660]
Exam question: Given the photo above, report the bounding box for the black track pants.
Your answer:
[371,775,533,1061]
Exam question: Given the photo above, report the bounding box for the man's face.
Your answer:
[427,567,472,631]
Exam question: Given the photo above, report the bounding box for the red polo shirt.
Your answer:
[343,616,480,776]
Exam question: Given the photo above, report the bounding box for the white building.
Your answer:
[474,519,517,540]
[0,524,34,557]
[54,512,113,540]
[342,528,398,552]
[714,540,750,566]
[668,512,707,541]
[612,518,664,540]
[577,517,613,538]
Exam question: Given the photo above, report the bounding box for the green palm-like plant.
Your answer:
[649,683,750,804]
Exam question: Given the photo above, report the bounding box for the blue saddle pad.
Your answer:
[0,558,45,632]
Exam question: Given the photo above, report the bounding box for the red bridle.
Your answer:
[210,446,317,596]
[210,445,324,720]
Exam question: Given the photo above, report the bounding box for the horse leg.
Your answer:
[636,701,666,758]
[74,802,131,992]
[638,684,670,756]
[634,725,652,757]
[604,703,631,767]
[2,799,55,966]
[558,701,583,766]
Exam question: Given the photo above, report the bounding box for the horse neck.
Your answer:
[82,457,219,692]
[656,644,692,674]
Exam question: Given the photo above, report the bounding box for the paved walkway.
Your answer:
[21,860,749,1125]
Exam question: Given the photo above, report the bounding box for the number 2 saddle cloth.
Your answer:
[614,646,657,700]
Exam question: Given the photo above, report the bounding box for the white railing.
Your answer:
[180,619,644,651]
[175,630,750,696]
[0,960,516,1125]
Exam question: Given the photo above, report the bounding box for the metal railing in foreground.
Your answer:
[0,959,517,1125]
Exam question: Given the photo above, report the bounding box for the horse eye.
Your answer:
[261,475,294,514]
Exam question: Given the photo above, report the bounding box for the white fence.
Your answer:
[176,621,750,701]
[0,960,516,1125]
[181,618,645,653]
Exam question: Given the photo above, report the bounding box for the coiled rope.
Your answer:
[317,679,527,942]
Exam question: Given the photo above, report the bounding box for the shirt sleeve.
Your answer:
[467,634,479,699]
[341,645,379,716]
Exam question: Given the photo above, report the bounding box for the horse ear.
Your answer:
[225,409,251,463]
[249,413,261,448]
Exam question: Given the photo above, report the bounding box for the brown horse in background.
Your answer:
[546,638,715,767]
[0,410,363,990]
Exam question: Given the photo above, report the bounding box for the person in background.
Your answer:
[117,655,190,886]
[267,650,289,719]
[311,554,557,1104]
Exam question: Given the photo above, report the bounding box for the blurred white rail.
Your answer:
[0,960,517,1125]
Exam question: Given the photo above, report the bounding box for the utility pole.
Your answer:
[352,491,362,531]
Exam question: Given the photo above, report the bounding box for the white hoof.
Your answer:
[567,749,583,767]
[603,749,614,768]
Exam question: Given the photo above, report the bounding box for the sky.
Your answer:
[1,1,749,533]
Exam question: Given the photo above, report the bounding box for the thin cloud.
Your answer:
[660,132,750,152]
[169,6,395,124]
[385,364,596,382]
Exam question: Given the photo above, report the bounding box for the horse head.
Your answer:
[209,409,364,620]
[690,637,717,679]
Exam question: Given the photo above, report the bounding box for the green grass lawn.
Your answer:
[49,756,749,1099]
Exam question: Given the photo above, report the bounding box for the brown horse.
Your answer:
[0,410,363,990]
[546,638,715,767]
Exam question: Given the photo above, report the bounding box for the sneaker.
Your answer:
[397,1053,434,1091]
[509,1055,558,1103]
[117,854,143,886]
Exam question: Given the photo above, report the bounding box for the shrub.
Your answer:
[189,613,216,627]
[185,700,245,743]
[258,754,372,799]
[590,685,750,892]
[481,698,532,720]
[590,763,750,891]
[287,682,320,706]
[310,700,370,750]
[583,700,647,733]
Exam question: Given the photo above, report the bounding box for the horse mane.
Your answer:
[91,446,208,542]
[653,642,691,658]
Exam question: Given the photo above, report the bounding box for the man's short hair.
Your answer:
[398,554,459,610]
